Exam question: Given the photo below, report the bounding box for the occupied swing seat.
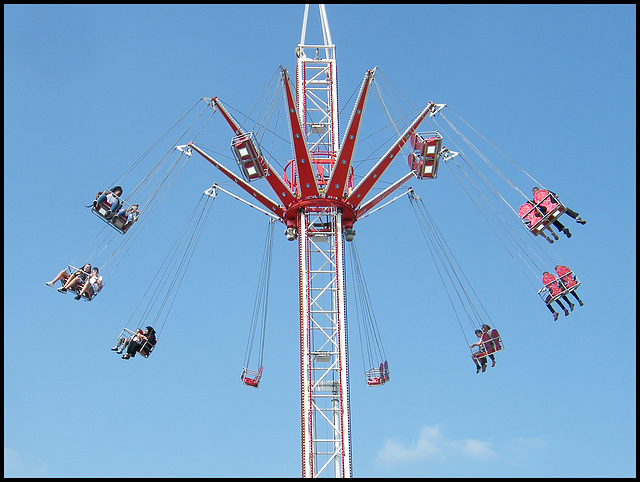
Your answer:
[473,332,490,359]
[91,197,135,234]
[115,327,157,358]
[241,366,263,388]
[470,330,504,361]
[538,272,564,305]
[488,329,503,353]
[58,265,101,301]
[365,361,390,386]
[555,266,581,295]
[533,189,567,225]
[407,132,443,179]
[139,337,157,358]
[519,202,548,236]
[231,132,265,182]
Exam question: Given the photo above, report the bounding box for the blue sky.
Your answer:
[4,4,636,478]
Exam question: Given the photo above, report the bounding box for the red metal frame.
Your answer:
[211,97,297,209]
[345,103,434,209]
[281,68,320,200]
[325,69,375,200]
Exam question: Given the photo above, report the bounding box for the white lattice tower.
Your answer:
[188,4,435,477]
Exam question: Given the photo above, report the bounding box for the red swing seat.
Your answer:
[555,265,581,294]
[408,132,443,179]
[538,272,565,304]
[519,202,548,235]
[139,338,157,358]
[533,189,567,225]
[489,329,503,352]
[241,366,263,388]
[365,361,390,386]
[231,132,265,182]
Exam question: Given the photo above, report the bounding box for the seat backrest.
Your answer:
[519,203,541,224]
[410,132,424,151]
[490,329,502,350]
[534,189,559,214]
[542,272,562,296]
[481,332,495,354]
[555,265,577,288]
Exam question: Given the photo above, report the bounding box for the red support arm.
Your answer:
[281,68,320,199]
[325,69,375,200]
[355,172,415,220]
[345,103,433,209]
[212,97,297,208]
[188,142,285,219]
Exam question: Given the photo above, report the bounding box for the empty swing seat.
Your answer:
[231,132,265,181]
[408,132,443,179]
[241,366,263,388]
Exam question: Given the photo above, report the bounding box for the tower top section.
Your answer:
[295,4,334,60]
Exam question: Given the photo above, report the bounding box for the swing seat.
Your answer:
[518,198,566,236]
[365,361,389,386]
[91,200,134,235]
[533,190,567,225]
[241,366,263,388]
[408,132,442,179]
[231,132,265,182]
[115,328,156,358]
[539,272,565,304]
[488,329,503,352]
[471,346,488,360]
[139,339,157,358]
[556,266,580,294]
[519,203,547,235]
[481,332,496,354]
[57,266,98,301]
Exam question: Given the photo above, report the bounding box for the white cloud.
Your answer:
[4,446,47,477]
[377,424,496,467]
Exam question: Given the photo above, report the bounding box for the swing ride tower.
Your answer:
[187,5,436,477]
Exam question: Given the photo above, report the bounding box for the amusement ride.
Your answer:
[48,4,588,478]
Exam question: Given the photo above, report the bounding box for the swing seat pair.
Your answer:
[231,132,265,182]
[91,198,135,235]
[365,361,390,386]
[407,132,443,180]
[518,192,567,237]
[57,265,102,301]
[115,328,157,359]
[470,330,504,359]
[538,271,581,305]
